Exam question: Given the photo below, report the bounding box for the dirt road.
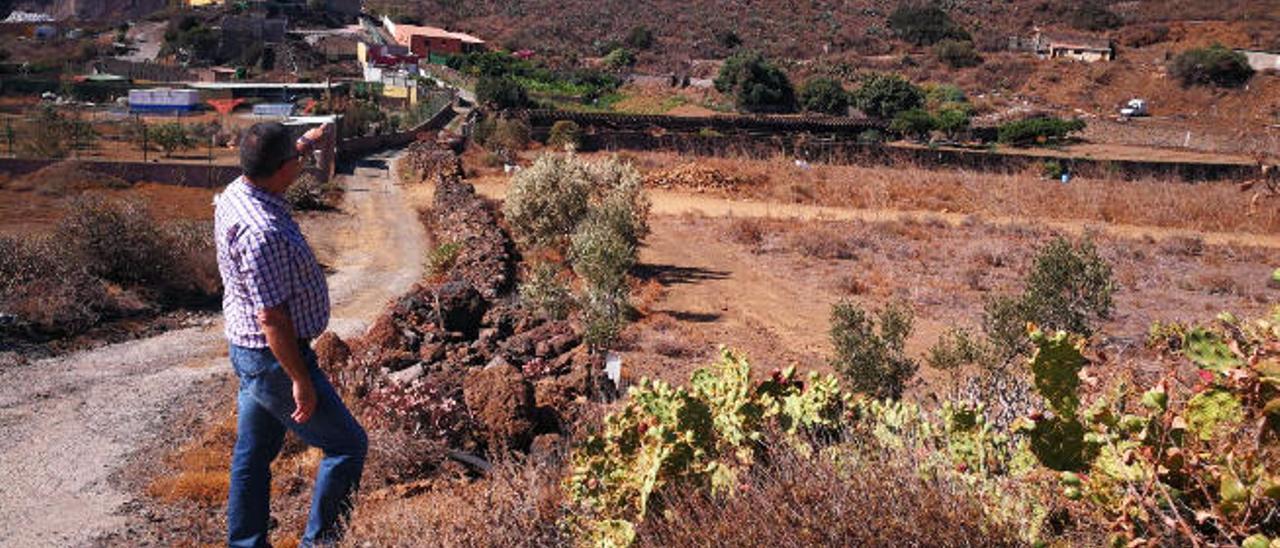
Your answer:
[0,154,426,547]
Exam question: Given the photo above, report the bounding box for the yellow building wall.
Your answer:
[187,0,224,6]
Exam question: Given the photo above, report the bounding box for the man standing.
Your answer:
[215,122,367,547]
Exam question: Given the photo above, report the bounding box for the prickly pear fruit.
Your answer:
[1242,534,1270,548]
[1061,471,1082,487]
[1141,386,1168,411]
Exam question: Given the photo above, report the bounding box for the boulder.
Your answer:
[313,331,350,370]
[436,280,486,338]
[463,358,535,453]
[388,363,426,385]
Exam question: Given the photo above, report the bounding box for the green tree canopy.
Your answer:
[798,78,849,115]
[887,4,971,46]
[714,50,797,113]
[851,73,924,119]
[1169,44,1254,88]
[476,76,532,111]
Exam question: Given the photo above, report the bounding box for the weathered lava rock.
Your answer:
[462,358,535,453]
[313,331,350,370]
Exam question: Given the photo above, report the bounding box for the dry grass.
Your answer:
[142,409,330,546]
[616,151,1280,236]
[344,459,568,547]
[638,439,1025,547]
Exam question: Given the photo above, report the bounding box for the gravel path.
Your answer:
[0,154,426,547]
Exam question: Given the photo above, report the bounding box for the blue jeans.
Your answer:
[227,343,368,548]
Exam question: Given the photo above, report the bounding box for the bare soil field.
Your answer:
[613,214,1278,388]
[0,161,220,235]
[466,149,1279,391]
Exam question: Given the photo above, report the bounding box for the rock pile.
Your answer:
[398,140,464,185]
[317,166,604,463]
[643,162,751,193]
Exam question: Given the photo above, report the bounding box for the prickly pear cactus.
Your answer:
[1185,388,1244,441]
[565,348,852,546]
[1026,328,1087,417]
[1184,327,1242,373]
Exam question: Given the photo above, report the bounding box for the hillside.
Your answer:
[364,1,1280,154]
[366,0,1280,64]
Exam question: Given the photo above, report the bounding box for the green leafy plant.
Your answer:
[602,48,637,71]
[982,236,1115,360]
[889,108,936,142]
[851,73,924,119]
[1170,44,1254,88]
[520,261,575,320]
[547,120,582,150]
[798,77,849,115]
[476,76,532,110]
[565,349,851,545]
[829,300,917,399]
[887,4,970,46]
[997,117,1087,146]
[148,122,195,158]
[935,39,982,68]
[714,50,797,113]
[426,241,461,277]
[1017,310,1280,544]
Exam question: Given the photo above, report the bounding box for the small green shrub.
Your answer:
[547,120,582,150]
[474,117,531,154]
[148,122,195,158]
[505,154,650,348]
[476,76,531,110]
[982,236,1115,360]
[887,4,970,46]
[798,77,849,115]
[714,50,797,113]
[934,39,982,68]
[997,117,1086,146]
[1021,236,1115,336]
[504,154,592,251]
[426,241,461,277]
[1041,160,1065,180]
[1169,44,1254,88]
[602,47,636,71]
[519,261,574,320]
[829,300,917,399]
[857,129,884,144]
[934,108,971,140]
[889,108,936,142]
[927,327,988,370]
[851,73,924,119]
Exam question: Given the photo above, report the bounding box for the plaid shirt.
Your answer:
[215,176,330,348]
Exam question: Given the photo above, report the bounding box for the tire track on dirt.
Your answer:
[0,153,426,547]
